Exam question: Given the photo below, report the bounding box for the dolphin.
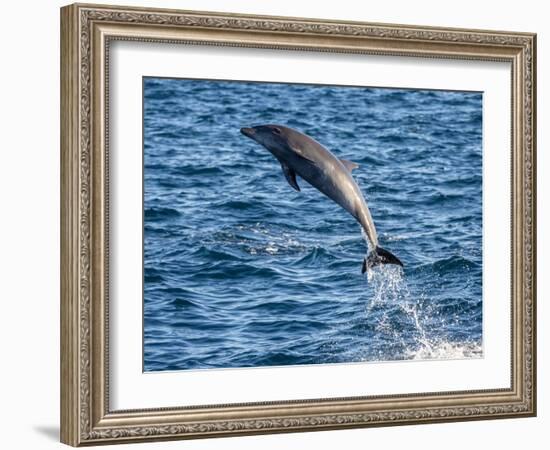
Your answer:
[240,124,403,273]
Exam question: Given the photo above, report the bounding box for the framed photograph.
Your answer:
[60,3,536,446]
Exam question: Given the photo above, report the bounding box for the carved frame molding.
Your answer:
[61,3,536,446]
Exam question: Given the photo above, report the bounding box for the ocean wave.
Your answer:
[405,340,482,360]
[407,255,478,277]
[238,351,314,368]
[213,200,258,211]
[189,262,281,280]
[144,87,178,100]
[188,227,303,260]
[291,246,335,266]
[172,297,202,309]
[431,255,478,273]
[427,191,463,205]
[144,272,164,283]
[188,245,244,262]
[151,130,182,140]
[170,165,225,176]
[239,299,305,314]
[144,206,181,220]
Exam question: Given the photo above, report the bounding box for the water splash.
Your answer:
[405,340,482,360]
[365,265,410,347]
[366,265,407,310]
[364,265,482,361]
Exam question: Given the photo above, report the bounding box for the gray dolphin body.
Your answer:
[240,124,403,273]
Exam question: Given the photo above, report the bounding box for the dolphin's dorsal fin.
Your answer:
[340,159,359,172]
[281,163,300,192]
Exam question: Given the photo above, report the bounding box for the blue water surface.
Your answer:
[143,77,483,372]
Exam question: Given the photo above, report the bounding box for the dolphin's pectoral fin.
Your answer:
[340,159,359,172]
[281,163,300,192]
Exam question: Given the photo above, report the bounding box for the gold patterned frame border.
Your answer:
[60,3,536,446]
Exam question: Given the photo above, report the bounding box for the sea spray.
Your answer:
[365,264,410,349]
[365,265,482,361]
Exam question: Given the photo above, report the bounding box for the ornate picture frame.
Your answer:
[60,3,536,446]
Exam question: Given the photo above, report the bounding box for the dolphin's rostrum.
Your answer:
[240,124,403,273]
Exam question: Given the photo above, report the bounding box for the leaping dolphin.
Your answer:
[240,124,403,273]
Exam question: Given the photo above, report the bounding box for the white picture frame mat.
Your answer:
[109,41,511,410]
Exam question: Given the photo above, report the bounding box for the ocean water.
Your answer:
[143,77,483,372]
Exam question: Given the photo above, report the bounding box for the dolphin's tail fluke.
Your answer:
[362,246,403,274]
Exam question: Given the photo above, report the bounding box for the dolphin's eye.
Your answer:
[272,127,281,135]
